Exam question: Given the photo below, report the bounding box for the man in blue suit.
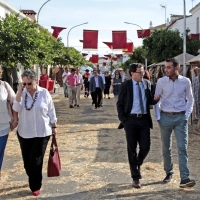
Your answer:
[89,69,104,109]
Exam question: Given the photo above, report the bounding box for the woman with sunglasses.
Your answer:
[0,66,18,180]
[13,69,57,196]
[111,70,123,103]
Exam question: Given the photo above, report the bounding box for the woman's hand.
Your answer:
[18,82,24,93]
[52,128,57,136]
[10,121,18,131]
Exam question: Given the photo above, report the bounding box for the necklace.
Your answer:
[25,92,38,111]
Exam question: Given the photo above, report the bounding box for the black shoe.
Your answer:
[95,107,97,109]
[179,178,196,188]
[77,105,79,107]
[108,97,110,99]
[74,104,77,107]
[132,179,141,188]
[163,174,173,183]
[69,105,74,108]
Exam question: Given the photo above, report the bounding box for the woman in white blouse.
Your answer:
[0,67,18,179]
[13,69,57,196]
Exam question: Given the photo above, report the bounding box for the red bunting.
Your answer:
[51,26,66,38]
[82,53,88,57]
[123,42,134,54]
[137,29,151,38]
[103,62,107,66]
[189,34,199,39]
[102,42,113,49]
[115,54,123,58]
[113,58,117,61]
[80,30,98,49]
[112,31,127,49]
[89,54,99,63]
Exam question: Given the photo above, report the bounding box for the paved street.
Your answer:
[1,92,200,200]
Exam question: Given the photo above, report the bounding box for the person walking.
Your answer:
[0,67,18,180]
[104,71,112,99]
[89,69,104,109]
[67,68,78,108]
[154,58,195,188]
[117,63,160,188]
[13,69,57,196]
[75,68,83,107]
[62,67,69,98]
[82,69,90,98]
[112,70,123,103]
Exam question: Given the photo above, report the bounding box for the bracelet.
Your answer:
[52,127,57,128]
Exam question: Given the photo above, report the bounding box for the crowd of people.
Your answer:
[0,57,198,197]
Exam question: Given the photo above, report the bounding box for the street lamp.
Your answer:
[37,0,51,23]
[183,0,186,76]
[160,4,167,25]
[124,22,148,69]
[67,22,88,47]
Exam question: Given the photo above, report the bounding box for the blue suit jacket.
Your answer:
[89,75,104,92]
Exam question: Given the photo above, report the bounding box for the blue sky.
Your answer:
[6,0,195,56]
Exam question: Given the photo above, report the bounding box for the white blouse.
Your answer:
[13,86,57,138]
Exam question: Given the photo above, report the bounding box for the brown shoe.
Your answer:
[132,179,141,188]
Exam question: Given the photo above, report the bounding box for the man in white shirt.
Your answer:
[62,67,69,98]
[154,58,195,188]
[75,68,83,107]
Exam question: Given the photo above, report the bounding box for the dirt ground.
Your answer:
[1,91,200,200]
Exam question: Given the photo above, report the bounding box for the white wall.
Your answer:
[170,6,200,35]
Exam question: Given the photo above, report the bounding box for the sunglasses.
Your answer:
[134,71,145,75]
[23,82,32,86]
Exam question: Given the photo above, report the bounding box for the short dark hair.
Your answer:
[115,70,121,79]
[129,63,143,76]
[165,58,179,67]
[71,68,76,72]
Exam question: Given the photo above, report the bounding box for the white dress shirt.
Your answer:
[13,86,57,138]
[77,73,83,85]
[154,75,194,120]
[131,80,147,114]
[62,72,69,83]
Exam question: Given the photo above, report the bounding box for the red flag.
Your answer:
[112,31,127,49]
[89,54,99,63]
[82,53,88,57]
[137,29,151,38]
[189,34,199,39]
[113,58,117,61]
[51,26,66,38]
[81,30,98,49]
[103,62,107,66]
[123,42,134,54]
[115,54,123,58]
[102,42,113,49]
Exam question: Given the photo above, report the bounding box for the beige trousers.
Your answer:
[68,85,77,106]
[75,85,81,105]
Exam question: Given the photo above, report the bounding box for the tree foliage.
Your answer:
[0,14,88,70]
[142,28,200,63]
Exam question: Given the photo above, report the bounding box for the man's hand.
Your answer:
[154,94,161,101]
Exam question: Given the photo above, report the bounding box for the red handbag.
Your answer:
[47,134,61,177]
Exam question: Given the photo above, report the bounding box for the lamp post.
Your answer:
[67,22,88,47]
[183,0,186,76]
[37,0,51,23]
[124,22,148,69]
[160,4,167,25]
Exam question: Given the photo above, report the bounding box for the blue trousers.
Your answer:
[0,134,9,170]
[159,112,189,180]
[63,83,68,97]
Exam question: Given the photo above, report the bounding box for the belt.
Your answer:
[129,114,148,118]
[161,111,185,115]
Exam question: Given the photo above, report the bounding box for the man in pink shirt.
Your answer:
[67,68,78,108]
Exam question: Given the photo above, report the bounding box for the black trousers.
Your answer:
[84,82,90,97]
[17,133,50,192]
[104,85,110,95]
[92,87,102,108]
[123,115,150,180]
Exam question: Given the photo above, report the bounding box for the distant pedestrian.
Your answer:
[13,69,57,196]
[75,68,83,107]
[111,70,123,103]
[62,67,69,98]
[67,68,78,108]
[82,69,90,98]
[104,71,112,99]
[89,69,104,109]
[155,58,195,188]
